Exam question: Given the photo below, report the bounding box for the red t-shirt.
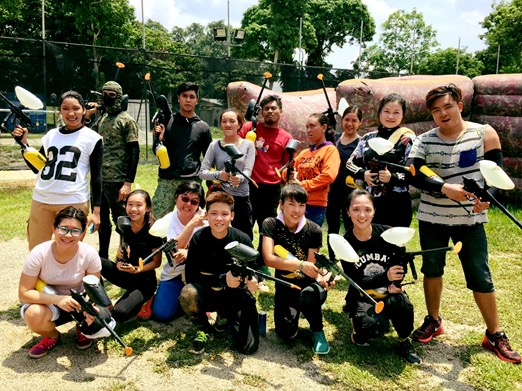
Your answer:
[239,122,293,184]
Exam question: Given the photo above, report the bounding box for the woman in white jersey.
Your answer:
[13,91,103,250]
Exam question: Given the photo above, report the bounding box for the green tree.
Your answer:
[361,9,438,75]
[417,48,484,78]
[306,0,375,67]
[480,0,522,73]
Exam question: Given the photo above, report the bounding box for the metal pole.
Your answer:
[141,0,149,161]
[226,0,231,58]
[358,19,363,69]
[455,37,461,74]
[496,44,500,74]
[41,0,47,129]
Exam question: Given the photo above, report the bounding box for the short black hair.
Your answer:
[377,93,407,118]
[175,181,206,209]
[260,94,282,110]
[345,188,374,210]
[426,83,462,111]
[53,206,88,231]
[177,82,199,97]
[280,182,308,204]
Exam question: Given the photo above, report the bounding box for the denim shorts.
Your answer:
[419,221,494,293]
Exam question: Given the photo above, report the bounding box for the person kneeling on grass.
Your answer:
[261,182,333,355]
[340,189,421,364]
[179,191,259,355]
[19,206,114,358]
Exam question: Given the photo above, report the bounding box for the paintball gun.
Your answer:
[0,86,47,170]
[380,227,463,286]
[317,74,337,130]
[71,275,132,356]
[138,238,179,270]
[463,176,522,230]
[368,158,416,177]
[144,72,171,169]
[244,71,272,143]
[222,143,259,188]
[314,252,384,314]
[275,139,300,182]
[225,241,301,290]
[116,216,132,265]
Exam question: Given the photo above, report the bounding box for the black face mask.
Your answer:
[103,95,117,108]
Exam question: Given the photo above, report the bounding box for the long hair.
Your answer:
[126,189,155,228]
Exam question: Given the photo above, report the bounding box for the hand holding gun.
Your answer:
[314,252,384,314]
[138,239,178,270]
[225,241,301,290]
[463,176,522,229]
[0,87,47,170]
[244,71,272,143]
[222,144,258,188]
[317,74,337,130]
[70,289,132,356]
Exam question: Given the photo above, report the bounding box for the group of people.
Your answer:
[16,80,520,365]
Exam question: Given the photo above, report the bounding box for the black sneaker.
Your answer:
[412,315,444,343]
[351,331,369,347]
[482,330,521,364]
[213,314,228,334]
[188,330,213,355]
[399,338,422,365]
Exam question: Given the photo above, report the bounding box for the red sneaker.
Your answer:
[75,325,93,350]
[138,297,153,320]
[482,330,521,364]
[28,333,60,358]
[412,315,444,343]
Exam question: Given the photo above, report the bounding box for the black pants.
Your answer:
[101,258,157,322]
[351,293,414,342]
[231,195,253,240]
[249,182,281,230]
[98,181,126,259]
[274,280,327,339]
[373,191,412,228]
[326,185,352,261]
[180,283,259,355]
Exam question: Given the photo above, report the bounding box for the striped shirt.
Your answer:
[408,122,488,226]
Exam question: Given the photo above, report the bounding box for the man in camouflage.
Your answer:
[85,81,140,258]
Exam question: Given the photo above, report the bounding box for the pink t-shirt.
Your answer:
[22,240,102,296]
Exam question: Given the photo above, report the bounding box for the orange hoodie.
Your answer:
[293,144,340,207]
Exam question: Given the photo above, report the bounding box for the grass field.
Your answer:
[1,159,521,390]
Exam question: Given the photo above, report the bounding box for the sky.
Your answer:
[128,0,495,69]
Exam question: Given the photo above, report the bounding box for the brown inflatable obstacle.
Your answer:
[336,75,474,135]
[471,74,522,188]
[226,80,336,149]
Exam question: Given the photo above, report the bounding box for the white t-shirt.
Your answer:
[21,240,102,296]
[34,126,102,204]
[159,209,206,281]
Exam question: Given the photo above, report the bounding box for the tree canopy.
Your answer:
[361,9,438,75]
[479,0,522,73]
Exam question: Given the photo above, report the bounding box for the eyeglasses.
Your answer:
[102,91,118,98]
[180,194,200,206]
[56,226,84,237]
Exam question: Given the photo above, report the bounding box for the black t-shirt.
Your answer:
[185,226,253,288]
[261,217,322,281]
[124,222,163,277]
[342,224,405,310]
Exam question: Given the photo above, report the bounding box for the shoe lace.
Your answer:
[194,331,209,343]
[420,316,438,332]
[495,334,514,352]
[35,337,57,350]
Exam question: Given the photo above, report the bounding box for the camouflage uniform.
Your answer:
[92,81,140,258]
